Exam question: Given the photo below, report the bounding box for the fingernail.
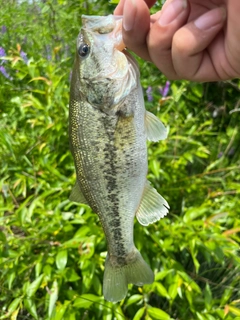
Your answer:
[194,7,226,30]
[123,0,136,31]
[159,0,187,26]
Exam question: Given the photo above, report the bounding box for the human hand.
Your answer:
[114,0,240,82]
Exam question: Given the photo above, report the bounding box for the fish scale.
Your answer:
[69,14,170,302]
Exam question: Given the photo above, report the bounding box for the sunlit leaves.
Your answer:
[133,307,146,320]
[0,0,240,319]
[25,275,44,298]
[48,280,59,318]
[56,250,68,270]
[73,294,100,309]
[24,298,38,319]
[147,307,171,320]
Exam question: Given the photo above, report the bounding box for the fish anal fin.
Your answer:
[145,111,168,142]
[136,180,169,226]
[69,182,89,205]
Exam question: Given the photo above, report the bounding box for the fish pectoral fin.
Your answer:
[136,180,170,226]
[145,111,168,142]
[69,182,89,205]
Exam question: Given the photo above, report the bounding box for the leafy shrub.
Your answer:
[0,0,239,319]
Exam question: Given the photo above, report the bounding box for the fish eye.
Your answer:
[78,43,90,58]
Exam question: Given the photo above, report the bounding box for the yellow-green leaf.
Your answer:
[48,280,59,318]
[133,307,146,320]
[27,274,44,298]
[147,307,171,320]
[56,250,68,270]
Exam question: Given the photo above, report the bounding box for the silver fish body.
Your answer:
[69,15,169,302]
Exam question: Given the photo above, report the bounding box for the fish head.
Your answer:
[71,15,139,113]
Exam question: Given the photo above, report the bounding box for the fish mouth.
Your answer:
[112,16,126,52]
[81,14,126,52]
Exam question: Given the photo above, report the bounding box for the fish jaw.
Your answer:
[81,14,125,51]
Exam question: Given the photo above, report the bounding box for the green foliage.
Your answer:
[0,0,240,319]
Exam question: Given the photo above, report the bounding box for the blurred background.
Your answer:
[0,0,239,319]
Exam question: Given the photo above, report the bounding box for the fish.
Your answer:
[69,14,169,303]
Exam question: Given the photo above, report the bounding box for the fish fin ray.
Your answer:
[145,111,168,142]
[103,249,154,302]
[136,180,169,226]
[69,182,89,204]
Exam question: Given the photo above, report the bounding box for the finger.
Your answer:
[144,0,157,8]
[147,0,190,79]
[172,7,226,81]
[225,0,240,77]
[121,0,151,61]
[115,0,156,14]
[114,0,126,15]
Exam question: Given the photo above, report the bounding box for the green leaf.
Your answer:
[41,4,50,13]
[114,305,125,320]
[228,306,240,316]
[48,280,59,318]
[24,298,38,320]
[205,315,216,320]
[68,313,76,320]
[7,271,16,290]
[185,290,193,307]
[125,294,143,308]
[8,297,22,313]
[155,270,171,281]
[196,312,207,320]
[220,288,233,306]
[56,250,68,270]
[73,294,100,309]
[150,159,160,178]
[0,230,6,242]
[147,307,171,320]
[204,283,212,310]
[64,268,81,282]
[35,262,42,278]
[154,282,170,299]
[52,300,70,320]
[183,206,207,223]
[92,274,101,296]
[27,274,44,298]
[102,301,113,320]
[168,274,179,300]
[10,308,19,320]
[133,307,146,320]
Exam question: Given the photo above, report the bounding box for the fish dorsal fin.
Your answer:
[136,181,169,226]
[145,111,168,142]
[69,182,89,205]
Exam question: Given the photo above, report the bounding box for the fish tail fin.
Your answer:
[103,249,154,302]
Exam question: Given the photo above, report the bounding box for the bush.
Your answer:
[0,0,239,319]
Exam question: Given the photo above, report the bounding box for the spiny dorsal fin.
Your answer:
[145,111,168,142]
[136,180,169,226]
[69,182,89,205]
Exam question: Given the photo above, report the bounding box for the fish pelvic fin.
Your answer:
[103,249,154,302]
[69,182,89,205]
[145,110,168,142]
[136,180,170,226]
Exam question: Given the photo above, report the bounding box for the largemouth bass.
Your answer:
[69,14,169,302]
